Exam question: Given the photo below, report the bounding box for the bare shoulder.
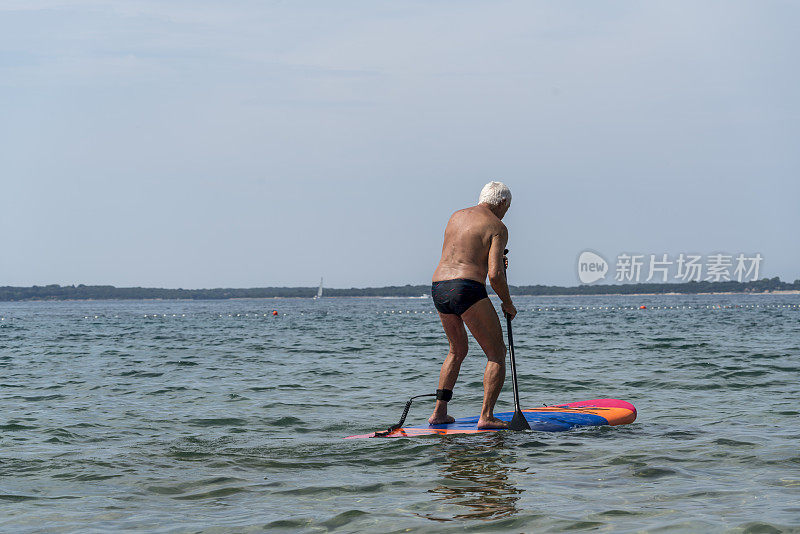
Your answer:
[447,206,476,224]
[493,220,508,239]
[488,212,507,233]
[446,207,465,219]
[454,206,477,217]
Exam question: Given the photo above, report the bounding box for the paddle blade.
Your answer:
[508,409,531,431]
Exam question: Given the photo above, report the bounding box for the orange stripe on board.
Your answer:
[522,406,636,426]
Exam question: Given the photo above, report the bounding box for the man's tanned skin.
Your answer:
[430,200,517,429]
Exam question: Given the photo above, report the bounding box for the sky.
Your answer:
[1,1,798,288]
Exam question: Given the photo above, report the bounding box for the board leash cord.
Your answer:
[374,393,437,437]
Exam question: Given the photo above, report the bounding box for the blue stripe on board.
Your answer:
[419,410,609,432]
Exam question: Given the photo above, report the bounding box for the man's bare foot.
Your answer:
[428,413,455,425]
[477,416,508,429]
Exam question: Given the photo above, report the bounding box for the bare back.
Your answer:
[433,205,507,283]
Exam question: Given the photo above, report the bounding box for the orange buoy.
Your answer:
[639,305,647,309]
[272,310,278,316]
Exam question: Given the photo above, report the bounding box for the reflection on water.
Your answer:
[426,434,525,521]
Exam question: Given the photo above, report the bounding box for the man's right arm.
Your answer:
[487,227,516,319]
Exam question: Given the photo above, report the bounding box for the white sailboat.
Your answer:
[314,277,323,299]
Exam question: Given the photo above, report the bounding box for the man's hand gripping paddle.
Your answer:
[504,249,531,431]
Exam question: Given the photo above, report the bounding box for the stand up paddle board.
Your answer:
[345,398,636,438]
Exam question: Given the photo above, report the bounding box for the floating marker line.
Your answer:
[1,302,796,323]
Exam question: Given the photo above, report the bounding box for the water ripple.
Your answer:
[0,295,798,532]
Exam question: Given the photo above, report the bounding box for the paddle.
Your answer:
[504,249,531,431]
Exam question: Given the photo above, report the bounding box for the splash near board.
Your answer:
[345,398,636,439]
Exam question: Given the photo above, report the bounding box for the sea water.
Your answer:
[1,295,798,532]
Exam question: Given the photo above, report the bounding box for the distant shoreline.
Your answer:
[1,279,798,302]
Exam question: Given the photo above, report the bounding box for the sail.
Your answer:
[316,278,323,298]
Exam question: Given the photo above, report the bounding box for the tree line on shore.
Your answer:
[0,277,797,301]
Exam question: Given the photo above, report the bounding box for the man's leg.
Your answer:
[461,298,507,429]
[428,312,469,425]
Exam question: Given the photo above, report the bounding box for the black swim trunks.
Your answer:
[431,279,489,316]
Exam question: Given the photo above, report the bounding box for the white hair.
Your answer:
[478,181,512,207]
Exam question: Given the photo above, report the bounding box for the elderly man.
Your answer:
[429,181,517,429]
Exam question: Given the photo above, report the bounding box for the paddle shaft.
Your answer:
[503,249,527,431]
[506,313,523,413]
